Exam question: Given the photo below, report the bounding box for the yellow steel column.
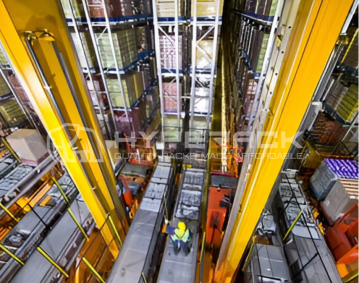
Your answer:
[214,0,354,282]
[0,0,128,252]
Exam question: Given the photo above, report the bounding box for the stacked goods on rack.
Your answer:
[310,158,358,224]
[97,29,137,69]
[60,0,85,18]
[132,0,152,15]
[0,75,10,97]
[342,27,358,69]
[308,112,346,146]
[107,71,145,107]
[244,0,278,16]
[6,73,29,103]
[163,82,181,112]
[159,35,183,70]
[156,0,182,17]
[336,84,358,122]
[86,77,108,108]
[0,47,8,66]
[87,0,132,18]
[135,26,148,52]
[196,40,214,70]
[248,27,269,73]
[71,32,98,69]
[192,0,224,17]
[0,100,27,128]
[194,87,210,113]
[145,86,160,116]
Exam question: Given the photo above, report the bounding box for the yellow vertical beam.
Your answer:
[0,0,128,251]
[214,0,353,282]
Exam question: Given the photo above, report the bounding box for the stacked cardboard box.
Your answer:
[98,29,137,69]
[336,84,358,122]
[0,75,10,96]
[156,0,182,17]
[160,35,183,70]
[107,74,136,108]
[135,26,148,52]
[87,0,132,18]
[163,82,181,112]
[0,47,8,66]
[342,27,358,69]
[192,0,224,17]
[196,40,214,70]
[60,0,85,18]
[71,32,98,69]
[6,72,31,103]
[309,112,346,146]
[242,78,257,118]
[86,77,108,108]
[194,88,210,113]
[0,100,27,127]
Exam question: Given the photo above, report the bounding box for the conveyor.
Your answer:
[107,162,175,283]
[0,174,78,283]
[157,168,205,283]
[9,195,94,283]
[0,155,58,219]
[0,154,17,179]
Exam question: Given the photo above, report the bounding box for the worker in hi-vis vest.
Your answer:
[166,221,191,255]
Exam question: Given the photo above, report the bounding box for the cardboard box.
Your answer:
[7,129,48,165]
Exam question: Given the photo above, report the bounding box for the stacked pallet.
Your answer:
[107,71,144,107]
[0,100,27,128]
[336,84,358,122]
[156,0,182,17]
[163,82,181,112]
[97,29,137,69]
[159,35,183,70]
[0,75,10,97]
[196,40,214,70]
[342,27,358,69]
[71,32,98,69]
[309,112,346,146]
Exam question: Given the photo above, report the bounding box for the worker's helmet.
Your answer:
[178,222,186,232]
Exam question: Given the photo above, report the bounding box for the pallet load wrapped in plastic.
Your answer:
[163,82,181,112]
[159,35,183,70]
[60,0,85,18]
[0,46,8,66]
[156,0,181,17]
[107,74,137,108]
[194,87,210,113]
[97,29,137,69]
[71,32,98,69]
[310,158,358,201]
[135,26,148,52]
[87,0,132,18]
[192,0,224,18]
[7,129,48,165]
[342,27,358,69]
[86,77,108,108]
[196,39,214,70]
[0,100,27,128]
[336,84,358,122]
[308,112,346,146]
[0,75,10,97]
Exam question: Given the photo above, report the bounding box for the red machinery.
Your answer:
[326,203,358,265]
[124,135,155,166]
[206,187,231,246]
